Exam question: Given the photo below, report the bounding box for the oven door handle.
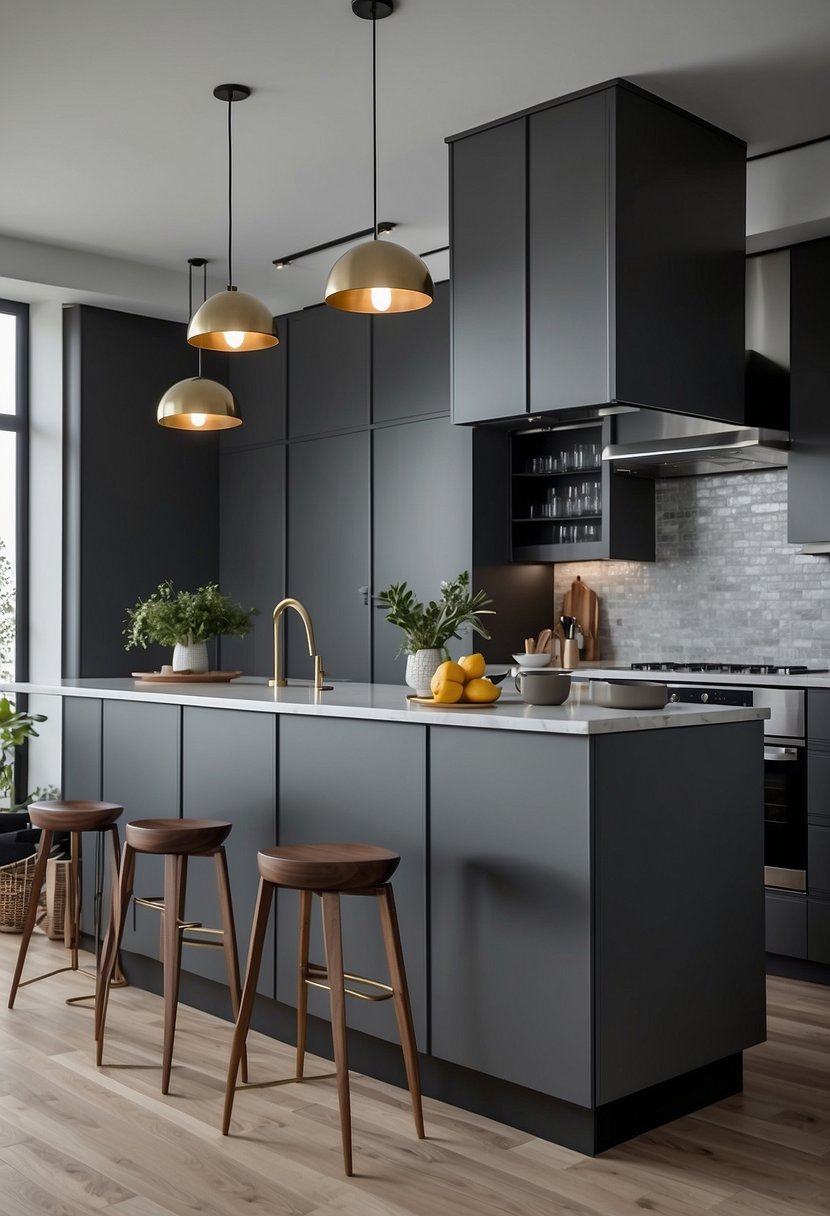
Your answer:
[764,745,800,762]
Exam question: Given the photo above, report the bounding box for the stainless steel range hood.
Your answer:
[604,250,790,478]
[603,417,789,478]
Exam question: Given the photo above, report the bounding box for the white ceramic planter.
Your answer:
[172,640,209,674]
[405,648,444,697]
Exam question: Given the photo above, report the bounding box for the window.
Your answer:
[0,300,29,683]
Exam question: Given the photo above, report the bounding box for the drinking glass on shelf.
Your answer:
[547,486,560,517]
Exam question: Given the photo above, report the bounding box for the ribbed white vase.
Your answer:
[172,640,209,674]
[405,649,444,697]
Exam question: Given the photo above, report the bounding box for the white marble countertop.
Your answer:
[2,677,769,736]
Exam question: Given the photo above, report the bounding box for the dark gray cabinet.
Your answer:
[62,696,103,935]
[287,306,370,439]
[450,120,526,425]
[101,700,181,960]
[765,891,807,959]
[276,716,427,1049]
[286,431,370,682]
[430,726,592,1105]
[806,689,830,963]
[181,708,277,997]
[372,417,473,683]
[219,445,285,678]
[223,343,286,449]
[373,281,450,423]
[789,238,830,545]
[448,80,746,427]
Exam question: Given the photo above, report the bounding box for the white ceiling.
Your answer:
[3,0,830,318]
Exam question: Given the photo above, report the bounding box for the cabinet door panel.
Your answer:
[373,281,450,423]
[808,898,830,965]
[222,341,286,449]
[219,446,285,678]
[529,92,609,412]
[181,708,277,996]
[766,891,807,959]
[276,716,426,1049]
[63,697,103,935]
[451,121,526,423]
[430,726,591,1104]
[102,701,181,960]
[788,240,830,543]
[808,690,830,744]
[287,307,370,439]
[372,418,472,684]
[286,432,370,682]
[809,824,830,899]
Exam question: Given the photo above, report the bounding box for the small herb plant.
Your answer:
[0,696,48,811]
[377,571,494,656]
[123,581,256,650]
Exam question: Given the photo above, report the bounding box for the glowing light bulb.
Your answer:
[370,286,392,312]
[225,330,245,349]
[190,413,207,428]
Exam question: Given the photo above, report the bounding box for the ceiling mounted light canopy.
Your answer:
[188,85,278,352]
[158,258,242,431]
[325,0,433,314]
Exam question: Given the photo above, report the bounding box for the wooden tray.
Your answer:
[406,695,497,709]
[131,671,243,684]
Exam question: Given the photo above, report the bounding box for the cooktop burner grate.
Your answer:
[630,661,828,675]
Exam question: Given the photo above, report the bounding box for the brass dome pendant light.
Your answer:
[188,85,278,351]
[158,258,242,431]
[325,0,433,314]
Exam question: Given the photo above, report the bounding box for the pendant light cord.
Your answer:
[372,4,378,240]
[227,97,234,287]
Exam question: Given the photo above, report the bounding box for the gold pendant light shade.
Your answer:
[187,287,278,351]
[325,239,433,314]
[157,376,242,430]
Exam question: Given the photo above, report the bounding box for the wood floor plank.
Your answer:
[2,934,830,1216]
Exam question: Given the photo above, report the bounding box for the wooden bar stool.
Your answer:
[96,818,247,1094]
[223,842,424,1176]
[8,800,124,1011]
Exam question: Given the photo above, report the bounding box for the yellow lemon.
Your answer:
[430,660,466,694]
[458,653,486,681]
[463,677,501,703]
[432,679,464,704]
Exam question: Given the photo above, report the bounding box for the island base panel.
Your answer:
[108,946,744,1156]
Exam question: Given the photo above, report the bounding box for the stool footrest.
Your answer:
[304,961,393,1003]
[134,896,224,941]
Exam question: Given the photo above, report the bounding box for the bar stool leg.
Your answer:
[96,842,136,1057]
[376,884,425,1138]
[66,831,81,967]
[222,877,274,1135]
[214,847,248,1084]
[104,826,126,985]
[8,829,54,1009]
[321,890,352,1176]
[161,854,187,1095]
[296,888,312,1079]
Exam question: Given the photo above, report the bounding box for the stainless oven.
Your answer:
[667,685,807,893]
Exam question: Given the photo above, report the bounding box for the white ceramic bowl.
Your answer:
[512,652,551,668]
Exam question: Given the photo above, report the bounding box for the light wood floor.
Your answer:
[0,932,829,1216]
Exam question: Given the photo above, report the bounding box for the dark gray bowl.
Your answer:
[589,680,669,710]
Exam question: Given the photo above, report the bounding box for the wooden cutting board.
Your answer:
[557,576,600,661]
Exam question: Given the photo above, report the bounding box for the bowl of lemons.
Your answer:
[417,654,502,706]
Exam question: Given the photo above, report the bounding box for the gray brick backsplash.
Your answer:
[553,469,830,665]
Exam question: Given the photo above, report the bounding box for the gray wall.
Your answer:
[554,469,830,665]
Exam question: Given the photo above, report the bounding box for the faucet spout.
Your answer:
[269,598,325,690]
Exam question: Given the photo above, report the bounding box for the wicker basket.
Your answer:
[45,858,69,942]
[0,853,37,933]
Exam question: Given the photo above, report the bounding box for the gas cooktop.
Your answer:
[630,662,828,675]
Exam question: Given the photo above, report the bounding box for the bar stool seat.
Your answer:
[96,817,245,1095]
[8,800,124,1013]
[223,841,424,1176]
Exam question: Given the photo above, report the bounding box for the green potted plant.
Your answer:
[377,570,495,695]
[124,581,257,674]
[0,697,48,812]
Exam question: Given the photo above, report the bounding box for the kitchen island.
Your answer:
[6,677,768,1155]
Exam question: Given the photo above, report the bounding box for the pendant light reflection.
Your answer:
[158,258,242,432]
[188,84,278,352]
[324,1,433,315]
